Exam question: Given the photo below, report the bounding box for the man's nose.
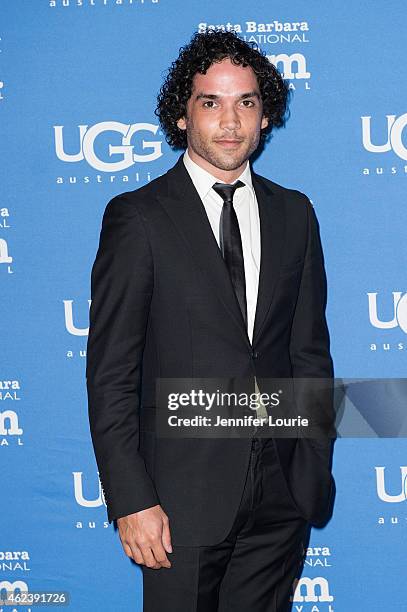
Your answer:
[219,105,241,131]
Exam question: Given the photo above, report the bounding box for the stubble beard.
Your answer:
[187,126,260,172]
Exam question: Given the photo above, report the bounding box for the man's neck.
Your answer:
[186,147,249,184]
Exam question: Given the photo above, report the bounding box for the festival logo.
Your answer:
[198,20,311,90]
[304,546,332,568]
[0,551,31,572]
[0,207,10,229]
[291,575,334,607]
[0,207,13,275]
[0,580,29,603]
[0,380,21,401]
[0,408,23,446]
[0,237,13,273]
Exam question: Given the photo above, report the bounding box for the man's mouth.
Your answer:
[214,138,244,148]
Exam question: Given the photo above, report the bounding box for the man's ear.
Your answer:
[261,115,269,130]
[177,117,187,130]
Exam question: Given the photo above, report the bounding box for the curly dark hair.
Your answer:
[155,30,290,150]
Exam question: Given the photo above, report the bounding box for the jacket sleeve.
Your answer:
[289,196,336,442]
[86,194,160,523]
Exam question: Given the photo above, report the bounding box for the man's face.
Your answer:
[177,57,268,179]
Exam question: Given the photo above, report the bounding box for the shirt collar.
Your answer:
[183,148,253,201]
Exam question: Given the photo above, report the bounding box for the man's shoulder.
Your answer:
[103,171,169,221]
[254,171,313,210]
[110,171,168,203]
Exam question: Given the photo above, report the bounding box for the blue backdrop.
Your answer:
[2,1,407,610]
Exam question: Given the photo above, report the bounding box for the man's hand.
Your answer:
[117,505,173,569]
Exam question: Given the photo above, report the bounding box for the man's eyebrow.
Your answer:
[240,91,261,100]
[195,91,261,101]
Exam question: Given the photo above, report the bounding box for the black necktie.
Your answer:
[212,181,247,329]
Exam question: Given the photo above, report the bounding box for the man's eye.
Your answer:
[203,101,216,108]
[241,100,255,107]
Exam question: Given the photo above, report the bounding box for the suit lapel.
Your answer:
[251,171,285,346]
[157,155,285,349]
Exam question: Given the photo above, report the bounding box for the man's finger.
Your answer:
[122,542,133,559]
[151,540,171,568]
[161,518,173,554]
[122,541,143,565]
[129,543,144,565]
[140,544,162,569]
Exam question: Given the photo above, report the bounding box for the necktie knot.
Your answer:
[212,181,245,204]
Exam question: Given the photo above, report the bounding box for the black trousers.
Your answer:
[142,438,311,612]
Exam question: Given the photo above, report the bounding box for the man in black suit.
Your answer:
[86,30,336,611]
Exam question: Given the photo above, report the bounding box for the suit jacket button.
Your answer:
[251,350,259,359]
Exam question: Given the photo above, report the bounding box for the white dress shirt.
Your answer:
[183,149,261,344]
[183,149,268,422]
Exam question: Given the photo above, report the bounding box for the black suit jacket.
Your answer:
[86,154,336,546]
